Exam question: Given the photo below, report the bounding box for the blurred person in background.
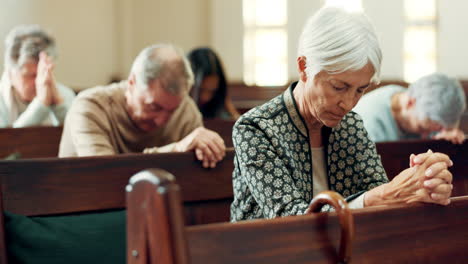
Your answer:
[0,24,75,128]
[188,47,239,120]
[354,73,466,144]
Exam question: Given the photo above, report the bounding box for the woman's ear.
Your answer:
[297,56,308,82]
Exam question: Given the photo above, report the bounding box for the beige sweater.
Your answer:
[59,81,202,157]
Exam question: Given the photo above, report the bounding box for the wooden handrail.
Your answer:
[306,191,354,264]
[126,169,189,264]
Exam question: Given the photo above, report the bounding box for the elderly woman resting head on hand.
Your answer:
[230,6,453,222]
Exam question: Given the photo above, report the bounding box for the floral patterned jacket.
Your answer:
[230,83,388,222]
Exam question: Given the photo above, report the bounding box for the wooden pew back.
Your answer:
[0,138,466,263]
[127,170,468,264]
[0,119,235,159]
[1,138,466,220]
[203,119,235,147]
[185,196,468,264]
[377,139,468,196]
[126,170,356,264]
[460,111,468,133]
[0,150,235,224]
[1,138,466,218]
[229,83,287,113]
[0,151,234,264]
[0,126,62,159]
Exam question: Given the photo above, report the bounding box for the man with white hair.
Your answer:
[354,73,466,144]
[0,24,75,128]
[59,44,225,168]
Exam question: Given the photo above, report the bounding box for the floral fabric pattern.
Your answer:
[230,83,388,222]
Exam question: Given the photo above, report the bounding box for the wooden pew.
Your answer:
[126,170,355,264]
[0,138,465,221]
[0,151,235,264]
[460,111,468,133]
[377,139,468,196]
[229,83,287,113]
[0,174,127,264]
[0,139,465,263]
[203,119,235,147]
[0,126,63,159]
[0,119,235,159]
[127,169,468,264]
[0,139,466,221]
[0,150,235,224]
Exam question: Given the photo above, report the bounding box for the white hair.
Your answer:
[130,44,194,95]
[297,6,382,83]
[409,73,466,128]
[4,24,56,69]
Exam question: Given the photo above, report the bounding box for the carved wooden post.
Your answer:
[306,191,355,264]
[126,169,189,264]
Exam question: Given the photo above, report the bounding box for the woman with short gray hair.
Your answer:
[231,6,454,222]
[0,24,75,128]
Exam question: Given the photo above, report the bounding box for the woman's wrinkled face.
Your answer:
[198,75,219,106]
[304,63,375,128]
[9,61,38,102]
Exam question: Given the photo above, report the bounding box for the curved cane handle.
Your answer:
[305,191,354,264]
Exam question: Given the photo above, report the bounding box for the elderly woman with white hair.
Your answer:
[0,24,75,128]
[230,6,454,221]
[354,73,466,144]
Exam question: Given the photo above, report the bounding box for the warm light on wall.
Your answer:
[403,0,437,82]
[325,0,363,12]
[243,0,288,86]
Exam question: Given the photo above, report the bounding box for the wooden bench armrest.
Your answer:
[306,191,354,264]
[126,169,189,264]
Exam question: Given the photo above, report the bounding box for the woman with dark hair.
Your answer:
[187,47,239,120]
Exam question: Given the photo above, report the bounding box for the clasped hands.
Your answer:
[384,149,453,205]
[36,51,63,106]
[433,128,465,145]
